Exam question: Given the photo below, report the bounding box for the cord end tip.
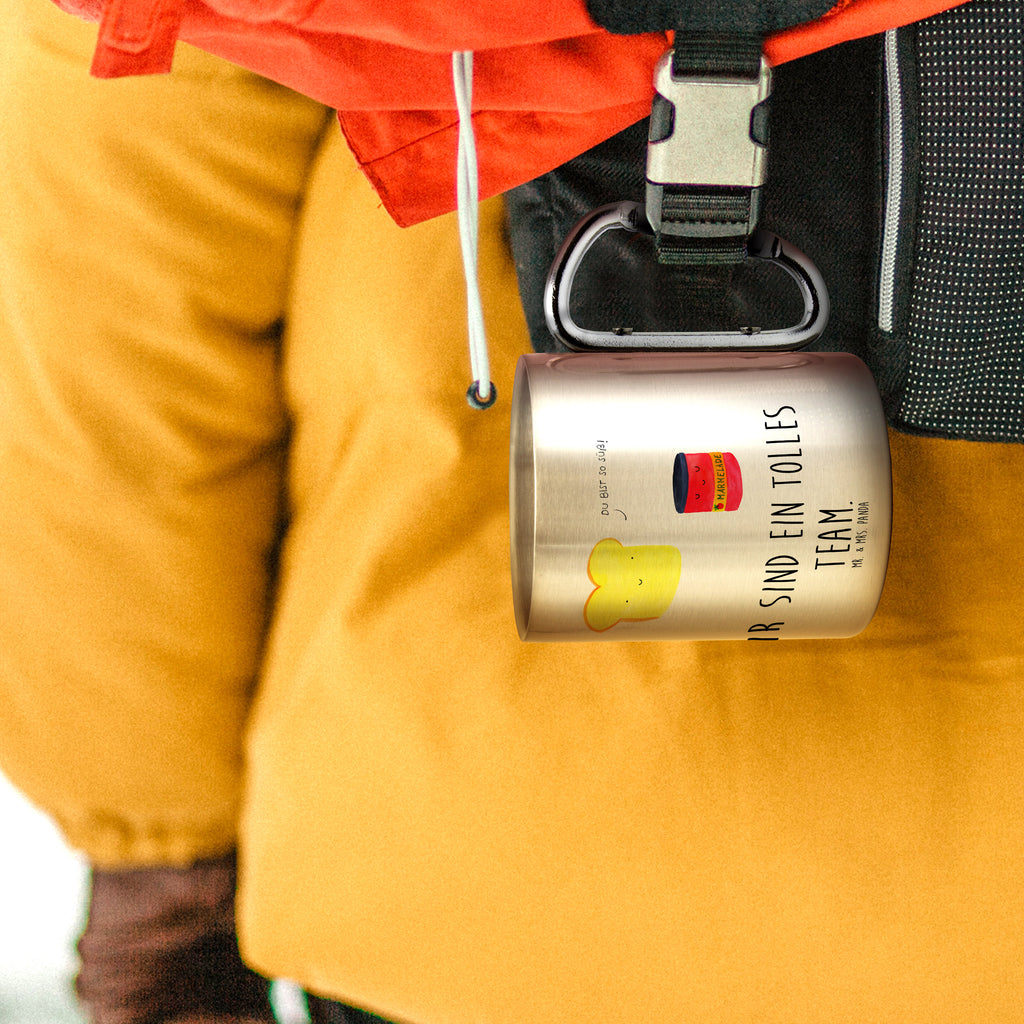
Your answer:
[467,381,497,410]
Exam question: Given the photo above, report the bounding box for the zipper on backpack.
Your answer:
[877,27,903,334]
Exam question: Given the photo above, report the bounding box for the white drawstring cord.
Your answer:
[452,51,496,409]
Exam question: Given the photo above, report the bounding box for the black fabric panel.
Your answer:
[584,0,836,35]
[758,34,881,362]
[889,0,1024,443]
[505,118,650,353]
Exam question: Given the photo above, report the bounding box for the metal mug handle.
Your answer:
[543,201,830,352]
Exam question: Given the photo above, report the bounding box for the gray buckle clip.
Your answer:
[543,201,829,352]
[646,49,772,238]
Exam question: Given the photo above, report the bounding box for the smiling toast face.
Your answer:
[584,538,682,632]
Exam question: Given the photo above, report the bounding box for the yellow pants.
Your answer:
[3,2,1024,1022]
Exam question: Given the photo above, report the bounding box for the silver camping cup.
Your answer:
[509,351,892,642]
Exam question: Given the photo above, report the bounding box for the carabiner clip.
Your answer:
[543,201,829,352]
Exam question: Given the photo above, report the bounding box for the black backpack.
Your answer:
[506,0,1024,443]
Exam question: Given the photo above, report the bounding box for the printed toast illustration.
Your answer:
[584,538,682,632]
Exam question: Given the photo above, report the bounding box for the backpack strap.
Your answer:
[646,33,770,264]
[584,2,835,264]
[582,0,838,36]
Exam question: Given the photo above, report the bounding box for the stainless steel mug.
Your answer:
[509,350,892,642]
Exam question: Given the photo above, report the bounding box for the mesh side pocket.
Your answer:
[896,0,1024,442]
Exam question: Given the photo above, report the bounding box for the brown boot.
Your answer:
[75,851,275,1024]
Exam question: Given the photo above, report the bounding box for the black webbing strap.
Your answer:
[655,188,754,264]
[580,2,837,267]
[671,31,762,77]
[582,0,836,36]
[650,32,766,265]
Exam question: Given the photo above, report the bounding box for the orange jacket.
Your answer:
[57,0,973,225]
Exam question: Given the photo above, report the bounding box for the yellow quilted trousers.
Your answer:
[0,0,334,864]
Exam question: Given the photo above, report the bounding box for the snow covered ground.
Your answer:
[0,771,87,1024]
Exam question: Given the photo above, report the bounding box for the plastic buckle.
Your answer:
[645,49,772,239]
[543,202,829,352]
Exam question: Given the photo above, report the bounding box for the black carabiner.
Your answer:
[543,201,829,353]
